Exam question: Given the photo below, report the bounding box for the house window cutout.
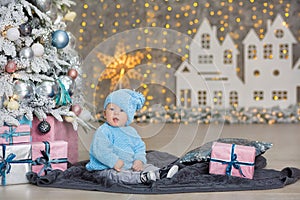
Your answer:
[198,90,207,106]
[182,66,190,73]
[254,91,264,101]
[213,91,223,106]
[224,49,233,64]
[275,29,284,38]
[263,44,273,59]
[248,45,257,59]
[254,70,260,77]
[229,91,239,107]
[198,54,213,64]
[272,91,287,101]
[180,89,191,107]
[273,70,280,76]
[201,33,210,49]
[279,44,289,59]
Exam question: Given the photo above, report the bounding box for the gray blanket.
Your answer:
[26,151,300,194]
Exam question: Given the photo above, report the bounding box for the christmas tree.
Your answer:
[0,0,93,131]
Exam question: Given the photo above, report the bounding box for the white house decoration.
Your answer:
[175,14,300,109]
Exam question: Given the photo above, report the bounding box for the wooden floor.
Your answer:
[2,123,300,200]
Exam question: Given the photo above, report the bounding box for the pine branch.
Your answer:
[53,0,76,9]
[0,111,21,126]
[31,57,52,73]
[22,0,52,25]
[0,55,7,67]
[0,74,14,98]
[0,37,17,57]
[13,71,54,83]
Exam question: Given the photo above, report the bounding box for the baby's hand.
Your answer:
[132,160,144,171]
[114,159,124,172]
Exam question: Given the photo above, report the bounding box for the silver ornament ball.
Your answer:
[36,81,58,98]
[13,80,35,101]
[19,47,34,60]
[32,0,52,12]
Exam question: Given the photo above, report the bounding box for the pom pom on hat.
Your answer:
[104,89,145,125]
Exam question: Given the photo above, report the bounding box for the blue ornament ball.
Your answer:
[51,30,69,49]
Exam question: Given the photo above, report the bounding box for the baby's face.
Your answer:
[104,103,128,127]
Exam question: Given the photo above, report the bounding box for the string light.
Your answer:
[74,0,299,110]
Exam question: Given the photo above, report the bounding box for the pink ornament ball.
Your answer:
[71,104,82,116]
[67,69,78,79]
[5,60,17,73]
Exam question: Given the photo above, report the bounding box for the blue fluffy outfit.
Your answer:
[86,122,147,170]
[86,89,147,171]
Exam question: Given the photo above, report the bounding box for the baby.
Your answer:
[86,89,177,184]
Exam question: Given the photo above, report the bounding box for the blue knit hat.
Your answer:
[104,89,145,125]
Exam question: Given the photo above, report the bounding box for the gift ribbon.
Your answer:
[1,127,30,144]
[18,116,32,127]
[210,144,254,177]
[55,79,72,106]
[32,141,68,176]
[0,145,32,185]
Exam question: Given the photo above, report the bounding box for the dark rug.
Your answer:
[26,150,300,194]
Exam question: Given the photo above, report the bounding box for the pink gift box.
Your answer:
[209,142,256,179]
[31,141,68,176]
[31,116,78,164]
[0,125,31,145]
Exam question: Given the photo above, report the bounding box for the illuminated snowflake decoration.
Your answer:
[97,41,145,91]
